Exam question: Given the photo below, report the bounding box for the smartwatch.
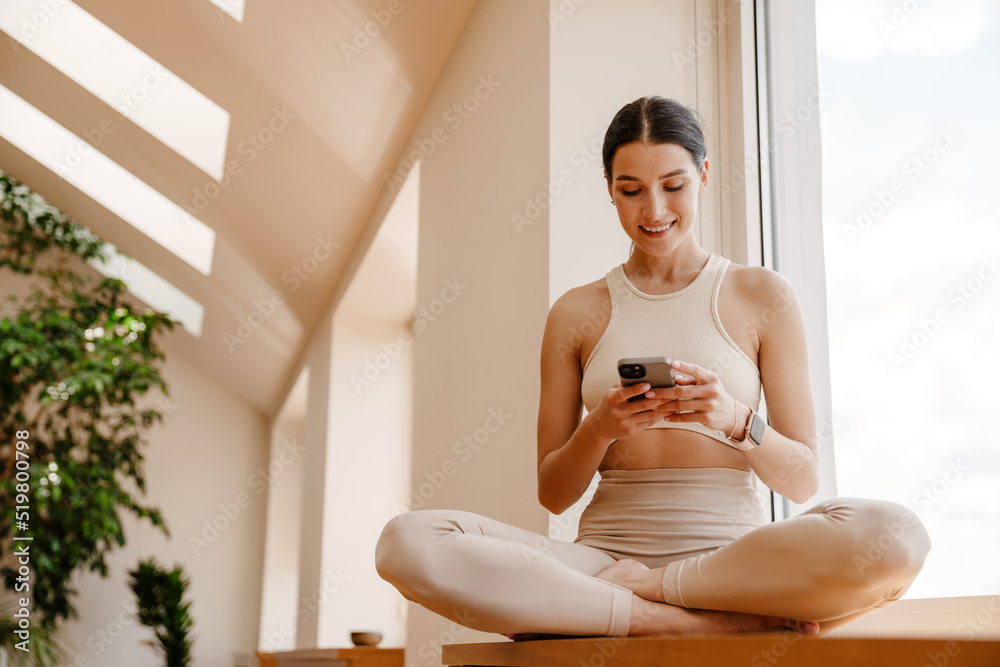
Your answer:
[729,410,765,451]
[746,411,766,447]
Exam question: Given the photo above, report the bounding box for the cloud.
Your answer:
[816,0,994,63]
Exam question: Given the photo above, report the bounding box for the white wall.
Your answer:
[55,349,269,667]
[319,317,412,650]
[289,315,334,649]
[404,0,551,663]
[258,369,307,653]
[316,163,418,650]
[256,150,419,654]
[549,0,720,302]
[547,0,740,541]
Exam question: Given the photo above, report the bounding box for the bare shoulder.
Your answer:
[543,276,612,358]
[546,277,609,326]
[724,263,799,313]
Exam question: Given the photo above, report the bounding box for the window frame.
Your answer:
[725,0,839,516]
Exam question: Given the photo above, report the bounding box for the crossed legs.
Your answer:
[375,509,632,636]
[598,497,932,634]
[376,497,930,637]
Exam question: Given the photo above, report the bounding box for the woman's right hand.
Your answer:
[583,380,672,443]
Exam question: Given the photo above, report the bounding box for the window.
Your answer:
[0,0,230,179]
[815,1,999,598]
[0,84,216,275]
[0,84,207,334]
[207,0,245,23]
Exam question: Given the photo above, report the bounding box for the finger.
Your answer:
[649,402,707,419]
[619,407,659,429]
[672,373,697,385]
[658,398,713,414]
[630,409,666,425]
[629,397,676,415]
[642,386,678,399]
[621,382,652,403]
[647,385,704,401]
[650,408,684,420]
[630,411,671,429]
[649,402,688,416]
[669,359,709,382]
[629,392,679,410]
[661,411,706,424]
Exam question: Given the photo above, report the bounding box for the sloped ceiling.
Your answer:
[0,0,476,415]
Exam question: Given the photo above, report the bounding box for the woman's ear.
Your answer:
[698,158,709,196]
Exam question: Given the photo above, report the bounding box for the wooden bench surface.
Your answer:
[442,634,1000,666]
[259,647,404,667]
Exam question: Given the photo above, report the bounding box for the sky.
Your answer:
[815,0,1000,598]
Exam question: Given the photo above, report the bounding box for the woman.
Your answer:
[375,96,931,638]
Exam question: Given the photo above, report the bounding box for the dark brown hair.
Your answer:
[602,96,707,179]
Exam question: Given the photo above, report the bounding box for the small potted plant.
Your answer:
[128,558,194,667]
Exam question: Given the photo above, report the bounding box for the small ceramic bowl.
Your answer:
[350,631,383,647]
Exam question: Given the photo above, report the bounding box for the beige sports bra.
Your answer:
[580,253,762,448]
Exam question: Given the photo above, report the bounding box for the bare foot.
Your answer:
[596,558,665,602]
[628,595,820,636]
[597,561,820,636]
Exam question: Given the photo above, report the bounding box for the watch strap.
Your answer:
[728,409,764,451]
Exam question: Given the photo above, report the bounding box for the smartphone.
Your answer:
[618,357,676,402]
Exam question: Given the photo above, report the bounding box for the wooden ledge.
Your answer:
[259,647,404,667]
[442,634,1000,666]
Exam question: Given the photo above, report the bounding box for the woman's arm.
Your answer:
[536,290,667,514]
[654,268,820,503]
[738,269,820,503]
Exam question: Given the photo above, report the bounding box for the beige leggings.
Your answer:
[375,467,931,637]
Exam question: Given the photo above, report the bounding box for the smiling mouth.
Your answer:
[639,221,675,234]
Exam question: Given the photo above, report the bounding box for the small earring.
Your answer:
[610,199,615,205]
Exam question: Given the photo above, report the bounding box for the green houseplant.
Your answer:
[0,170,174,631]
[0,600,69,666]
[128,558,194,667]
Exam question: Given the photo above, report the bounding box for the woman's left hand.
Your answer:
[649,359,741,434]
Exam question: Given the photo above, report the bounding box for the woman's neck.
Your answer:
[623,242,711,290]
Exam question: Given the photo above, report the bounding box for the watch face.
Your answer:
[749,412,766,446]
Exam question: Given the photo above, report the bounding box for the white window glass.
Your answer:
[0,0,230,179]
[816,0,1000,597]
[207,0,245,23]
[89,247,205,337]
[0,83,216,276]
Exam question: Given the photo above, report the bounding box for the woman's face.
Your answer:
[606,141,708,257]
